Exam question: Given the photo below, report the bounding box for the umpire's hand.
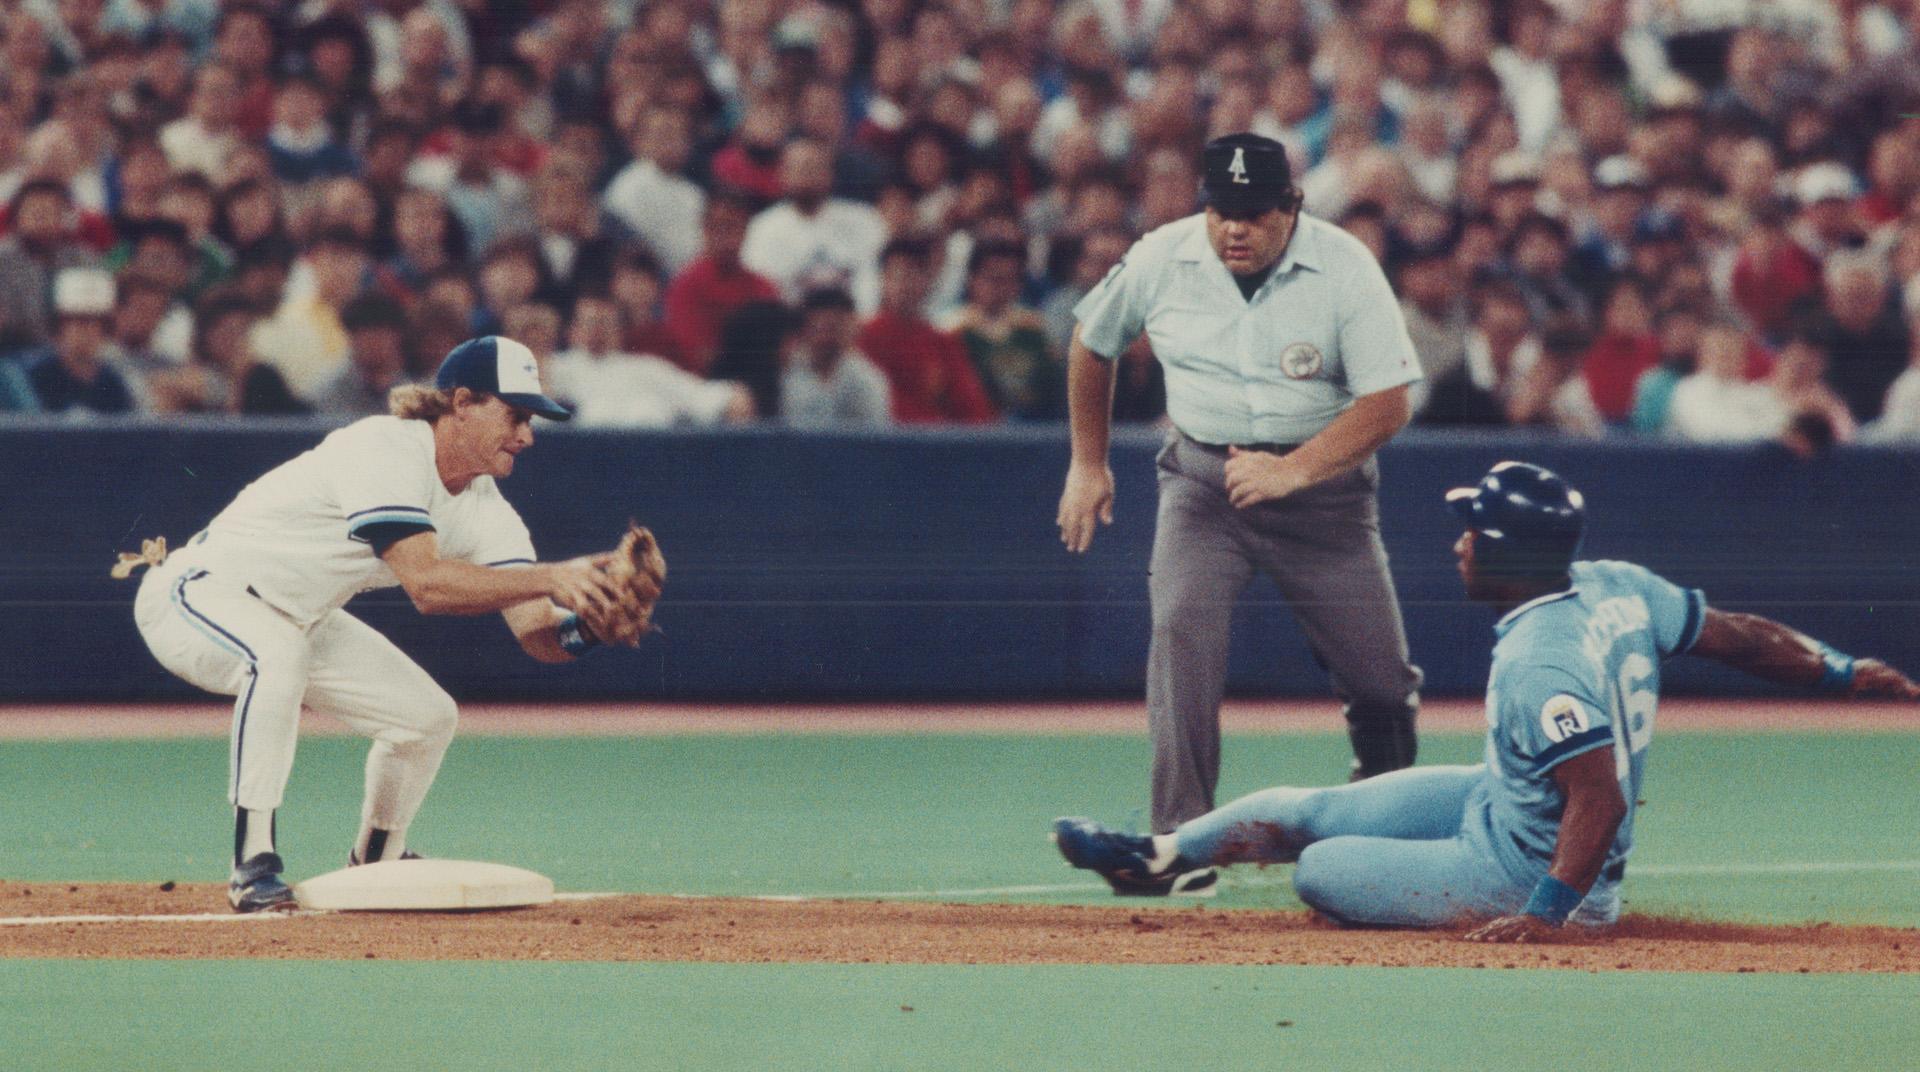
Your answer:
[1225,447,1311,508]
[1058,462,1115,553]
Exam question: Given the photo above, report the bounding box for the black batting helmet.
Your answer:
[1446,462,1586,577]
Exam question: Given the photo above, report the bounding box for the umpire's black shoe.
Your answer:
[1051,817,1218,898]
[228,852,296,913]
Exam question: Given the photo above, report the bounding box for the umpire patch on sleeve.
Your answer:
[1539,695,1591,743]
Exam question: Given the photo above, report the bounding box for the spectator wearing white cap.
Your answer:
[1789,161,1866,260]
[18,268,138,416]
[1571,156,1650,290]
[1486,150,1543,234]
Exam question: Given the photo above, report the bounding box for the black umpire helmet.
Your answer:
[1446,462,1586,578]
[1201,133,1303,217]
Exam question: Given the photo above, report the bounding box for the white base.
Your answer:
[292,859,555,911]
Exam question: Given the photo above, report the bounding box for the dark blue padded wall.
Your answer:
[3,419,1915,701]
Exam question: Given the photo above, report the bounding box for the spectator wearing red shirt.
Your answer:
[1857,131,1920,229]
[1583,276,1663,423]
[610,247,685,365]
[1730,198,1820,344]
[857,238,996,424]
[663,189,780,374]
[708,98,790,205]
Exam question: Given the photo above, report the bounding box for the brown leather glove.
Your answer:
[577,523,667,647]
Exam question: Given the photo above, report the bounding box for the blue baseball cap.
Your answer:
[434,336,572,420]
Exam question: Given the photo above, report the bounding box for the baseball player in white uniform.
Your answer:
[131,337,627,911]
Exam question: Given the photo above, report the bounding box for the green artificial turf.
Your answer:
[2,732,1915,925]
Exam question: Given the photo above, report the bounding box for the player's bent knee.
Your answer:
[1292,840,1404,927]
[376,688,458,747]
[1291,842,1346,917]
[420,690,458,743]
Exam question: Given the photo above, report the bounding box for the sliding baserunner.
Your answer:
[1055,461,1919,940]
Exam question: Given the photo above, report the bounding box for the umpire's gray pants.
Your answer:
[1147,432,1422,832]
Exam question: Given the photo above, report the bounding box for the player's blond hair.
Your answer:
[388,384,457,421]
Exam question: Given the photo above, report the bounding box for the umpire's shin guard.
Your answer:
[1346,712,1418,781]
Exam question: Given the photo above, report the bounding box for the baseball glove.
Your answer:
[579,522,667,647]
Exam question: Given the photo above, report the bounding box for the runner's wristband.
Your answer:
[557,613,600,656]
[1816,644,1855,692]
[1522,875,1584,926]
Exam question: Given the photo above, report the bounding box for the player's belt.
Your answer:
[1184,435,1301,457]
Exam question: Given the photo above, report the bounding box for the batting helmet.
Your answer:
[1446,462,1586,577]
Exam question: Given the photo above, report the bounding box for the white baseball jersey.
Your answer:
[192,415,535,626]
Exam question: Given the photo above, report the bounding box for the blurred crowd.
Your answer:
[3,0,1920,449]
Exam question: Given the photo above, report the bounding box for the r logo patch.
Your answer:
[1539,694,1590,743]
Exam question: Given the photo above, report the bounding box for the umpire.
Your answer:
[1058,133,1425,883]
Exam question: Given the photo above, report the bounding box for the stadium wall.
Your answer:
[5,420,1916,702]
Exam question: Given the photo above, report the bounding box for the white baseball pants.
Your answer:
[133,549,457,834]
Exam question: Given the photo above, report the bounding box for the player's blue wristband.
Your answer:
[1522,876,1584,927]
[557,613,600,657]
[1816,644,1856,692]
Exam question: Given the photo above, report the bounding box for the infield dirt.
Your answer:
[2,882,1916,974]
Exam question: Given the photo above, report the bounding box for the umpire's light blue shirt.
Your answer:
[1073,213,1422,444]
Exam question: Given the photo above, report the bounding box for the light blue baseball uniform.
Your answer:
[1173,559,1707,926]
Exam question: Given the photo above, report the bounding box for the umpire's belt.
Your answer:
[1183,435,1301,457]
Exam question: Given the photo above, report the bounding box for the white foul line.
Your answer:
[0,896,628,926]
[4,860,1917,924]
[0,910,311,927]
[1631,859,1920,878]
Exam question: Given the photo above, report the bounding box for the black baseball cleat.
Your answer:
[228,852,296,913]
[1051,817,1218,897]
